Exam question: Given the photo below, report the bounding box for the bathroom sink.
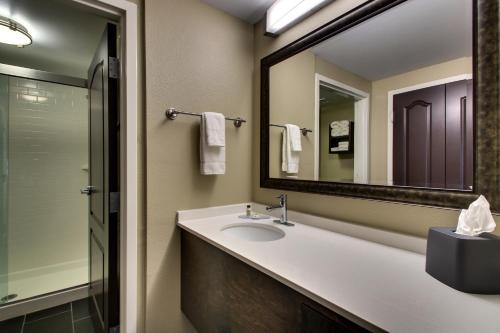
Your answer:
[221,223,285,242]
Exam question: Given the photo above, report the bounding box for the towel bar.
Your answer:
[270,123,312,136]
[165,107,246,128]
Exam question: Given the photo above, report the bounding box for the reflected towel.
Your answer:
[330,120,350,137]
[281,124,300,174]
[286,124,302,152]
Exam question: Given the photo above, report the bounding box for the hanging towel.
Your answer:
[203,112,225,147]
[285,124,302,152]
[200,112,225,175]
[281,124,301,174]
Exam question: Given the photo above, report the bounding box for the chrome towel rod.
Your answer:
[165,107,246,127]
[270,123,312,136]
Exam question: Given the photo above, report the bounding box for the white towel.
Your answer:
[285,124,302,152]
[330,120,350,137]
[203,112,225,147]
[331,141,350,152]
[281,124,300,174]
[200,113,225,175]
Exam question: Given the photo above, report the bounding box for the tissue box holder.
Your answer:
[425,227,500,294]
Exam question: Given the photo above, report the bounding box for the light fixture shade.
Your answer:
[0,16,32,47]
[266,0,331,35]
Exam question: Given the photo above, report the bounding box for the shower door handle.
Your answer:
[80,186,96,195]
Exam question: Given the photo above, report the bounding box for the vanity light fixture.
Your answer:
[0,16,32,47]
[266,0,332,35]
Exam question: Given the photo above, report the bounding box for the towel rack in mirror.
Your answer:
[270,123,312,136]
[165,107,246,127]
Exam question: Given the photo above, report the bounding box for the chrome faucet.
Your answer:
[266,194,294,226]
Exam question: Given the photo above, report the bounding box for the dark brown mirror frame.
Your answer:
[260,0,500,211]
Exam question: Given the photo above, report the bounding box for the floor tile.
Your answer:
[74,317,98,333]
[0,316,24,333]
[23,311,73,333]
[72,297,93,321]
[25,303,71,322]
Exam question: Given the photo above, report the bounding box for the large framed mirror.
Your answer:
[261,0,500,210]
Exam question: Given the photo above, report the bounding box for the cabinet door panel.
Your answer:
[181,230,373,333]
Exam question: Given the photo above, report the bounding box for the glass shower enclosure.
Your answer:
[0,73,89,305]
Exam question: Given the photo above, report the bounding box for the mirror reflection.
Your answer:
[269,0,473,190]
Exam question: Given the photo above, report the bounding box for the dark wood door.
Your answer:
[393,80,472,190]
[87,23,120,333]
[445,80,474,190]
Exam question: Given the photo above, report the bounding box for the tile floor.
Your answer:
[0,298,96,333]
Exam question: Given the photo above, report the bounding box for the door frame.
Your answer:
[71,1,138,333]
[386,74,473,185]
[314,73,370,183]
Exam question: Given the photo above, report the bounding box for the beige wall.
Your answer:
[269,51,315,179]
[369,57,473,183]
[268,50,371,179]
[144,0,253,332]
[319,99,355,182]
[253,0,500,238]
[315,57,371,93]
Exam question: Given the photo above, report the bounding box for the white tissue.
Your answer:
[455,195,496,236]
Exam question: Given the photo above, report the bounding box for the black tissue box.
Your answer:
[425,227,500,294]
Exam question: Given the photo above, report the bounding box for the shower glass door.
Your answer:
[0,75,89,304]
[0,74,8,303]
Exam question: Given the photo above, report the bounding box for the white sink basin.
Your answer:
[221,223,285,242]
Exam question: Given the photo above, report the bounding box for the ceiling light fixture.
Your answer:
[0,15,32,47]
[266,0,332,35]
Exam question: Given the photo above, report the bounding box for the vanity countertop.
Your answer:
[177,204,500,333]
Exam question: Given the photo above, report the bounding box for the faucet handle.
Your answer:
[276,193,287,206]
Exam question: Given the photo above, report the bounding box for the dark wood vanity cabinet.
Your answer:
[181,230,373,333]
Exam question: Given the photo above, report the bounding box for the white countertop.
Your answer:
[177,204,500,333]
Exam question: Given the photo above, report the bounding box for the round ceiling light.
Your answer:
[0,16,32,47]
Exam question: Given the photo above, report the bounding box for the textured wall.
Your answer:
[269,51,315,179]
[144,0,253,331]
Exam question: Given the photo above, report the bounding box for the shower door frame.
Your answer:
[0,64,87,88]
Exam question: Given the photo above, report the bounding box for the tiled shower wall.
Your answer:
[6,77,89,301]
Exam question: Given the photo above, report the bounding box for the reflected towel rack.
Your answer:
[165,107,246,127]
[270,123,312,136]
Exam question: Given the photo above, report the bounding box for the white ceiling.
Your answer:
[202,0,275,23]
[312,0,472,81]
[0,0,111,78]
